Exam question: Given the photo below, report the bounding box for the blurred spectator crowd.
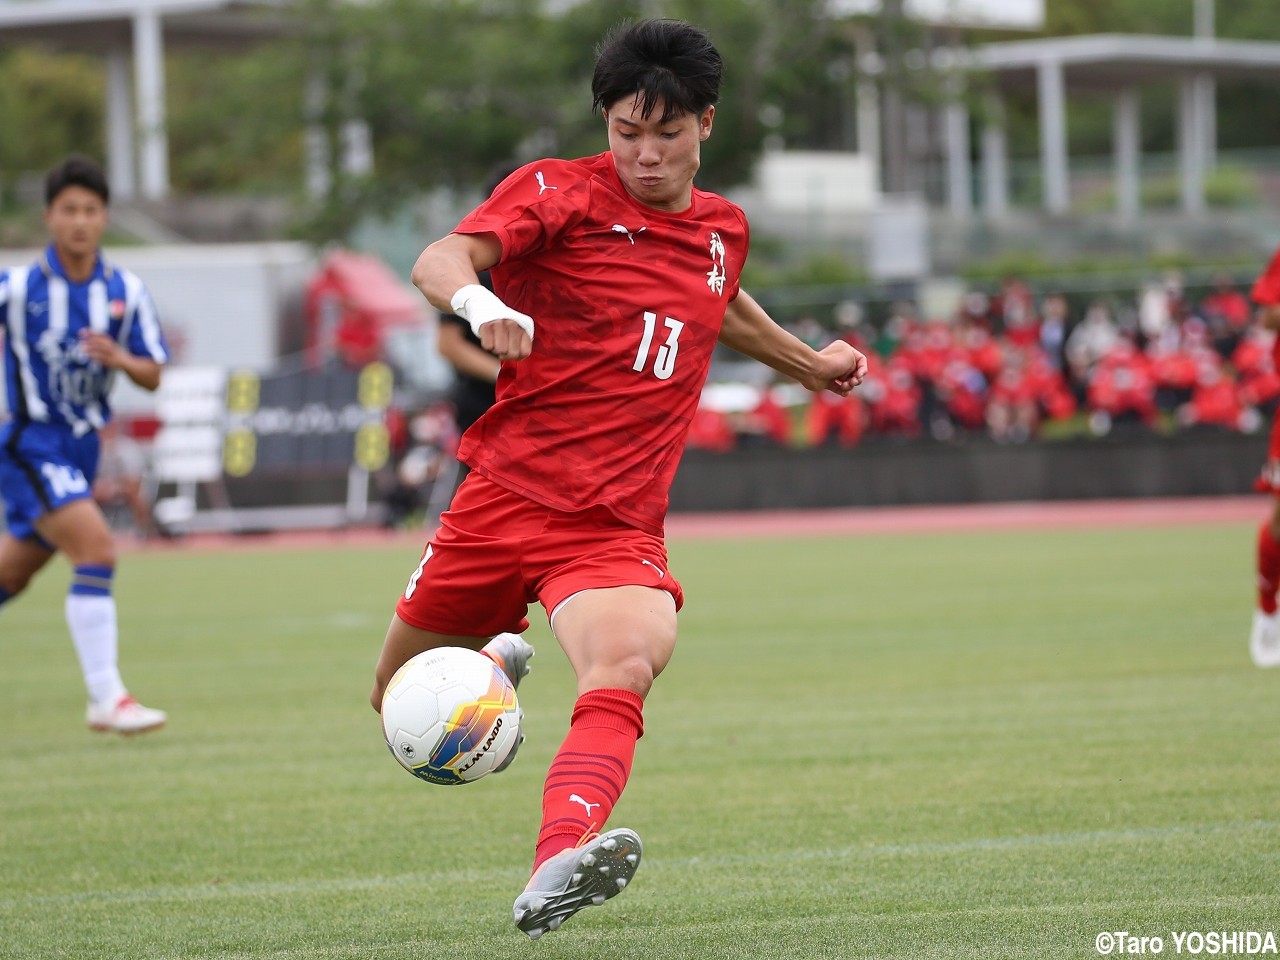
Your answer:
[689,272,1275,451]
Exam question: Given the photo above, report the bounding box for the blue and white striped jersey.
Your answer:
[0,244,168,434]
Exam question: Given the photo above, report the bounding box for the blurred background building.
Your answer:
[2,0,1278,529]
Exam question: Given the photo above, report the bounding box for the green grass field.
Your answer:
[1,517,1277,959]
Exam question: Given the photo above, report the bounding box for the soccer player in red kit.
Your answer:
[369,19,867,938]
[1248,246,1280,667]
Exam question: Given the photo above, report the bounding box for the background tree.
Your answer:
[5,0,1280,244]
[0,48,102,200]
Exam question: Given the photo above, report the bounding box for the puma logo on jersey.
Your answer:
[611,224,647,245]
[535,171,558,195]
[569,793,600,816]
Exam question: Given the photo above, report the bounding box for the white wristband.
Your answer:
[449,284,535,341]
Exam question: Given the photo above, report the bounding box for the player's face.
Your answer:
[44,185,108,266]
[604,96,714,213]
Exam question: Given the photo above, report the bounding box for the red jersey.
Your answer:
[1251,248,1280,307]
[1252,246,1280,370]
[452,153,749,534]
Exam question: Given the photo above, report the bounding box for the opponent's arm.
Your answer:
[79,331,162,391]
[411,233,533,361]
[720,289,867,396]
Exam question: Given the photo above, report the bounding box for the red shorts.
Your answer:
[395,472,684,636]
[1257,417,1280,494]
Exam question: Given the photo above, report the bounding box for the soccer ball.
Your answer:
[381,647,522,785]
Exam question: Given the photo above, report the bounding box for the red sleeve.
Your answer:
[1251,246,1280,305]
[452,160,590,264]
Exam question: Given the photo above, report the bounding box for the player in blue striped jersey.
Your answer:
[0,156,169,735]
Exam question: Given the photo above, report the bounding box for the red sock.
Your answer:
[1259,524,1280,614]
[532,688,644,872]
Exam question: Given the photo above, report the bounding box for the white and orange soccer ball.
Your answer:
[381,647,522,785]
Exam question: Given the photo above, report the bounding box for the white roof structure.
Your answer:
[942,33,1280,219]
[829,0,1043,31]
[969,33,1280,86]
[0,1,292,201]
[0,0,289,47]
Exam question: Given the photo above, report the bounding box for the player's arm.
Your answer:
[411,232,532,362]
[437,320,500,383]
[78,331,162,391]
[720,289,867,396]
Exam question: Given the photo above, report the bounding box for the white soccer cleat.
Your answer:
[481,633,533,774]
[86,694,168,735]
[482,632,535,690]
[1250,609,1280,668]
[513,828,642,939]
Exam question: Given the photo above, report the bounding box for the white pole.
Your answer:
[132,8,170,200]
[104,48,136,201]
[1113,88,1141,223]
[1037,58,1068,214]
[981,95,1009,220]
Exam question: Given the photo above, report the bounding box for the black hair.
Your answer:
[591,19,722,124]
[45,155,110,206]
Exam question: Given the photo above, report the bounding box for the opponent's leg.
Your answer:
[38,499,166,734]
[0,532,56,608]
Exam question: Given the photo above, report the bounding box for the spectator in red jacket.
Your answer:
[986,350,1040,443]
[806,390,865,447]
[1176,362,1242,432]
[1085,339,1158,434]
[861,359,923,438]
[1233,328,1280,414]
[1201,272,1252,357]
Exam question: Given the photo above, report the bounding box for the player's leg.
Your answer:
[369,614,493,711]
[534,584,675,859]
[0,532,57,607]
[371,615,533,776]
[553,584,677,697]
[374,483,539,789]
[481,631,536,690]
[513,584,676,938]
[0,431,59,605]
[36,498,166,733]
[1252,491,1280,667]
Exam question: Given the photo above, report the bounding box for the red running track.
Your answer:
[122,496,1264,554]
[664,495,1263,539]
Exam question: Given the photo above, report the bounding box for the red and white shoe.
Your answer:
[86,695,168,735]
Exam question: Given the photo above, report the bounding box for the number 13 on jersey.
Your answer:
[632,311,685,381]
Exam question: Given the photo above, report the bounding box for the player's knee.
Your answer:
[86,540,117,569]
[0,570,31,598]
[64,536,116,570]
[585,653,657,698]
[370,680,386,713]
